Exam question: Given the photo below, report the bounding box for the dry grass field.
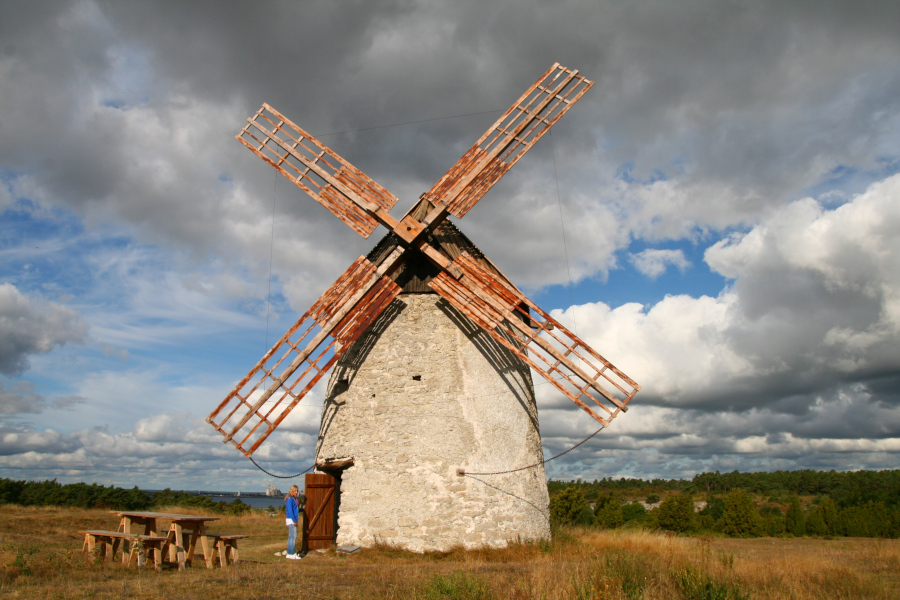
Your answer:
[0,505,898,599]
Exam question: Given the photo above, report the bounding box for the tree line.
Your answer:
[548,468,900,507]
[548,469,900,539]
[0,478,252,515]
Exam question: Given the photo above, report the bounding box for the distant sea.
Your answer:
[206,495,284,510]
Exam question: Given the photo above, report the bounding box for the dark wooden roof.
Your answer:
[366,198,508,293]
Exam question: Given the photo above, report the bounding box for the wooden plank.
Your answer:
[431,271,612,426]
[245,117,380,213]
[424,63,561,202]
[424,64,593,218]
[207,249,404,456]
[261,104,398,211]
[450,252,636,405]
[429,252,639,427]
[237,103,398,238]
[316,457,354,470]
[240,274,402,455]
[237,132,379,238]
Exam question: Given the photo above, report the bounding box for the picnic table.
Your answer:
[115,511,221,570]
[79,530,169,569]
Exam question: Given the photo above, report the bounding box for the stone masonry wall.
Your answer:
[315,293,550,552]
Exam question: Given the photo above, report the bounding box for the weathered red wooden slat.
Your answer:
[206,249,404,457]
[236,346,341,455]
[423,63,561,203]
[237,133,378,238]
[237,103,397,238]
[430,271,612,426]
[261,104,397,211]
[239,276,401,456]
[240,123,380,235]
[454,252,638,402]
[429,252,639,427]
[310,257,380,327]
[424,64,593,218]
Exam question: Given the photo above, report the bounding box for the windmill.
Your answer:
[207,63,640,551]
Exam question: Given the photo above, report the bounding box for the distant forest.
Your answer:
[0,479,252,515]
[547,469,900,539]
[3,469,898,539]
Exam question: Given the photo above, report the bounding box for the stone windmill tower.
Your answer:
[208,64,640,551]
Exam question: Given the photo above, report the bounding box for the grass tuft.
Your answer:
[678,566,748,600]
[422,571,489,600]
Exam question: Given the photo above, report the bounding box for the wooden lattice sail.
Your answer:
[208,62,639,460]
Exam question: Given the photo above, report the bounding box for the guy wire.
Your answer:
[550,128,578,335]
[246,425,604,479]
[248,455,314,479]
[462,425,605,476]
[265,174,277,350]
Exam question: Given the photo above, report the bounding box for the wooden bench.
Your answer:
[203,534,249,566]
[80,530,169,570]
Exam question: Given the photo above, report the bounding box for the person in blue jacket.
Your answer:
[285,485,303,559]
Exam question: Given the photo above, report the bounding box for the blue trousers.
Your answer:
[287,524,297,555]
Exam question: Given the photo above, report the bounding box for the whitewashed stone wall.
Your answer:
[315,293,550,552]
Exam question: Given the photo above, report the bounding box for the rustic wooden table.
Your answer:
[115,511,221,570]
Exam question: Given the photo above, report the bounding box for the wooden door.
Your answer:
[304,473,336,549]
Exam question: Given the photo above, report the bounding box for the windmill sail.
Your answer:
[430,252,639,427]
[207,251,403,457]
[216,62,637,462]
[424,63,593,218]
[238,103,398,238]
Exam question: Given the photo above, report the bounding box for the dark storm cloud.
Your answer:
[539,379,900,481]
[0,380,85,416]
[2,0,900,484]
[0,381,47,415]
[5,1,900,264]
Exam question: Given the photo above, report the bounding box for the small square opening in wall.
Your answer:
[412,375,421,381]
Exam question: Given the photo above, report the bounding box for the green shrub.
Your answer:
[594,493,624,529]
[657,493,695,533]
[550,487,588,526]
[764,512,785,536]
[0,478,152,511]
[696,514,718,533]
[622,502,647,524]
[722,489,764,538]
[785,499,805,535]
[838,501,890,537]
[227,498,252,516]
[806,508,827,535]
[699,496,725,521]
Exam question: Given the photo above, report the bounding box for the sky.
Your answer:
[1,0,899,492]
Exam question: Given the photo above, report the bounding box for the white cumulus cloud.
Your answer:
[630,248,691,279]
